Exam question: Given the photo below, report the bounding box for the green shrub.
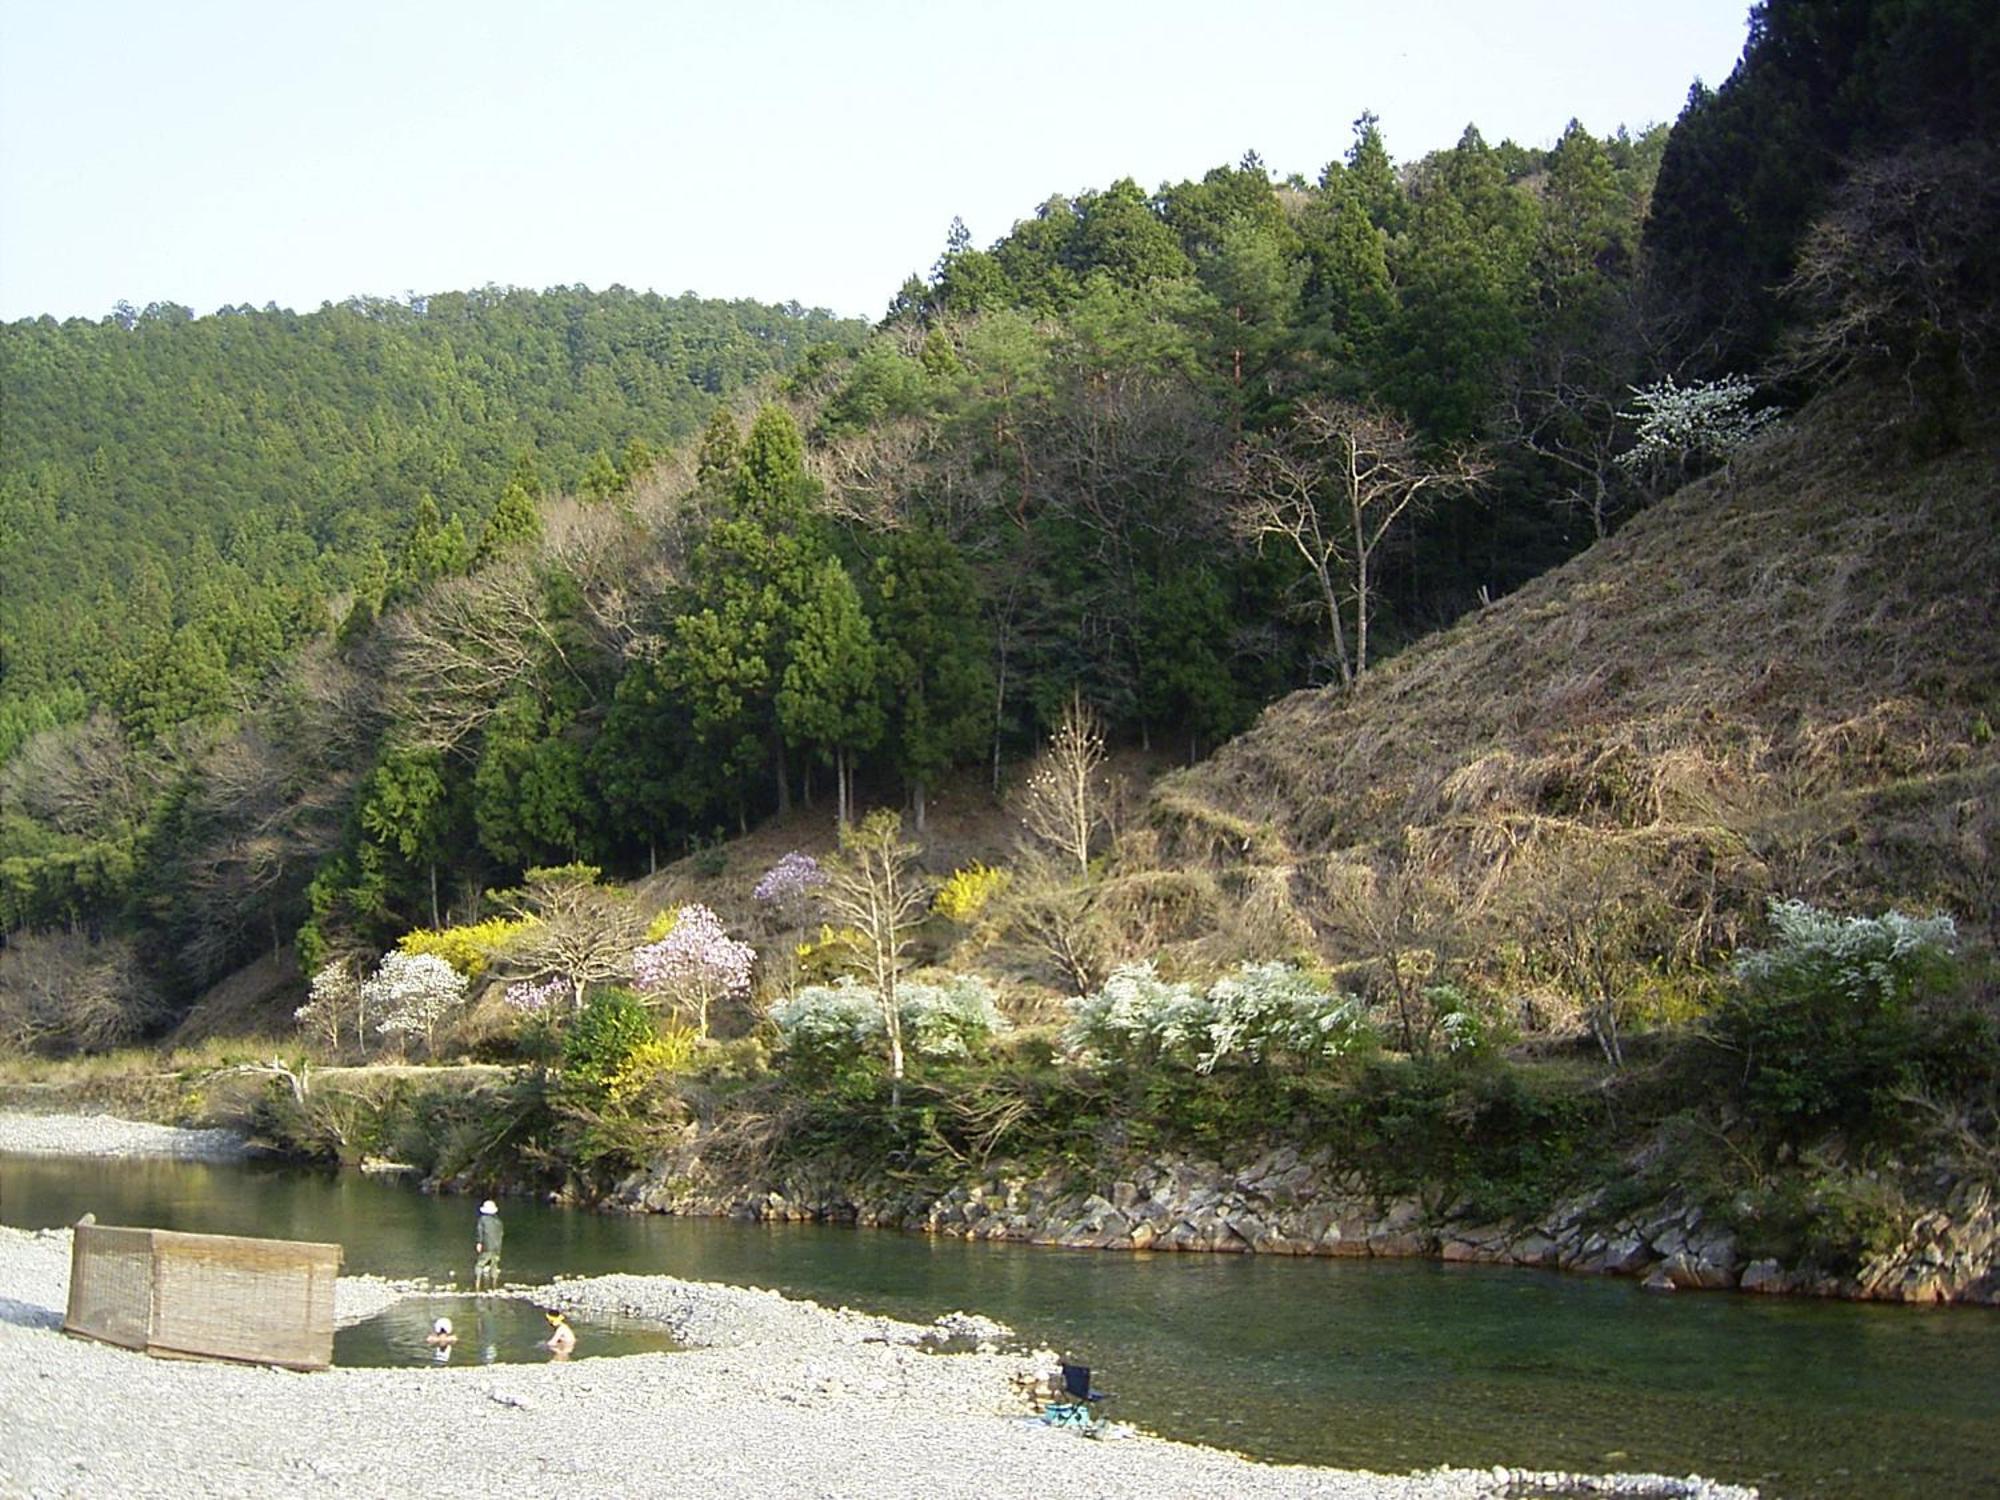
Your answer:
[1712,900,1960,1141]
[560,987,656,1086]
[1730,1170,1914,1276]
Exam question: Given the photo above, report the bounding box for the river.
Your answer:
[2,1152,1994,1499]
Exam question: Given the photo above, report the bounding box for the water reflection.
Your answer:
[3,1152,1996,1499]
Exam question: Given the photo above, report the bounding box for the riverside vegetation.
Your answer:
[3,1,1997,1304]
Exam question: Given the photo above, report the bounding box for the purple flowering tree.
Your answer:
[753,851,826,911]
[632,904,755,1038]
[503,976,569,1016]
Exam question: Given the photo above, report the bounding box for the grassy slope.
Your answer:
[1151,387,2000,966]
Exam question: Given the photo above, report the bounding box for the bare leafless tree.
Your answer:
[1221,398,1489,685]
[0,712,156,839]
[379,562,565,754]
[1017,693,1112,881]
[492,864,646,1013]
[810,416,935,530]
[0,933,160,1056]
[1323,853,1460,1057]
[1004,848,1113,995]
[1780,141,2000,402]
[818,809,932,1104]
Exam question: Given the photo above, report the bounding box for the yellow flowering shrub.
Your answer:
[795,924,867,984]
[933,863,1011,923]
[604,1026,700,1102]
[396,917,535,978]
[643,906,683,943]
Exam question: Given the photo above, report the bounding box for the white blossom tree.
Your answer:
[366,952,469,1057]
[1615,374,1778,493]
[296,960,365,1052]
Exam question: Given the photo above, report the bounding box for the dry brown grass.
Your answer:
[1148,383,2000,979]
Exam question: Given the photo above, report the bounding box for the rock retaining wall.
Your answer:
[615,1138,2000,1306]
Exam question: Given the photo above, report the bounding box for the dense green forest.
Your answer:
[0,287,866,756]
[1,0,1993,1049]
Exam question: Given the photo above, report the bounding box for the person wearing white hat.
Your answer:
[474,1199,503,1290]
[425,1315,458,1362]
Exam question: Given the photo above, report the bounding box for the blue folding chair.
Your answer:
[1042,1360,1112,1431]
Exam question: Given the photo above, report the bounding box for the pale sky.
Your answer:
[0,1,1752,325]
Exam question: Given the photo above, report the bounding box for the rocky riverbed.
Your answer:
[0,1115,1761,1499]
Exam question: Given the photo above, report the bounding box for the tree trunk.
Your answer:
[912,779,927,833]
[835,747,849,829]
[774,736,791,813]
[1354,551,1371,679]
[429,861,441,929]
[1317,567,1354,688]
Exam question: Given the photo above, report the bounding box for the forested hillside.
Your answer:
[2,0,1994,1062]
[0,111,1679,1024]
[0,287,865,755]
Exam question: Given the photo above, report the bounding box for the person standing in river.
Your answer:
[474,1199,503,1290]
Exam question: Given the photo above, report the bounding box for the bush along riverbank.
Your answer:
[221,1012,2000,1307]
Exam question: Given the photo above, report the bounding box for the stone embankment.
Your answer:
[621,1140,2000,1306]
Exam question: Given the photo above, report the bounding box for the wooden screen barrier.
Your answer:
[64,1220,341,1371]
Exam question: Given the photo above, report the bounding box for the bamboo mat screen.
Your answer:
[65,1222,341,1371]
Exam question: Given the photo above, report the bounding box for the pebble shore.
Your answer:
[0,1114,1759,1499]
[0,1110,249,1161]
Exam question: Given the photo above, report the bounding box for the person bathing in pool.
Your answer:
[543,1309,576,1359]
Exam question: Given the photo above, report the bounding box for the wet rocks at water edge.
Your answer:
[619,1135,2000,1305]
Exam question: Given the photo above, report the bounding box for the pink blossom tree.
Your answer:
[631,904,755,1038]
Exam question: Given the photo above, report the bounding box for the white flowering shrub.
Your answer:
[1064,962,1208,1064]
[296,961,361,1051]
[768,977,881,1067]
[1616,374,1779,477]
[1719,899,1962,1135]
[1734,900,1958,1015]
[1426,984,1490,1056]
[1066,960,1372,1074]
[769,974,1009,1070]
[366,951,470,1054]
[899,976,1010,1060]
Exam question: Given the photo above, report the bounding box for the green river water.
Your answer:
[2,1152,1995,1499]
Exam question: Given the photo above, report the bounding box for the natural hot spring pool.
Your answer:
[333,1294,682,1367]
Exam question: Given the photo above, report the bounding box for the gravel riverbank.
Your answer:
[0,1111,248,1162]
[0,1117,1759,1498]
